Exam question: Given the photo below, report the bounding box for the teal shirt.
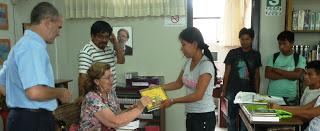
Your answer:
[267,53,306,98]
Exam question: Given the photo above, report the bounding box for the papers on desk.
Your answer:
[234,91,286,105]
[116,120,139,131]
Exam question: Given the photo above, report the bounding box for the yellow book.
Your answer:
[139,86,168,112]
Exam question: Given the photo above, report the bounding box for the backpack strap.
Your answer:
[273,52,280,65]
[293,53,299,67]
[273,52,299,67]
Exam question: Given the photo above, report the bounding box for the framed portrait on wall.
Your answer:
[0,3,8,30]
[113,26,133,55]
[0,39,10,65]
[22,23,32,34]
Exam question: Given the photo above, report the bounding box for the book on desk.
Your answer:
[241,104,280,122]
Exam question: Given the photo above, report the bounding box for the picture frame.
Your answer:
[22,23,32,34]
[113,26,133,55]
[0,39,10,65]
[0,3,8,30]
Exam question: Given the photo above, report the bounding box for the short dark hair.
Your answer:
[306,60,320,74]
[277,31,294,43]
[239,28,254,39]
[31,2,60,25]
[91,21,113,36]
[117,28,129,39]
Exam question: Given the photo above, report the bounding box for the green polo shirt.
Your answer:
[267,53,306,98]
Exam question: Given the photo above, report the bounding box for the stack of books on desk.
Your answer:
[241,104,280,122]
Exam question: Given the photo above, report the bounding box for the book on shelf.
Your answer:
[303,9,310,30]
[294,9,320,31]
[309,11,316,30]
[292,10,298,30]
[139,86,168,112]
[316,12,320,30]
[297,10,305,30]
[241,104,279,122]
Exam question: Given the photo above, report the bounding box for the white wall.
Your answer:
[259,0,287,94]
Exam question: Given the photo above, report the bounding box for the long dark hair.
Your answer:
[179,27,218,85]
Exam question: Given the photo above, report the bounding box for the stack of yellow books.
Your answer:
[139,86,168,112]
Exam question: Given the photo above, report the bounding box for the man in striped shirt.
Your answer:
[78,21,125,99]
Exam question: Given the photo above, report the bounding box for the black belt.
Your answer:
[10,108,52,113]
[187,111,215,116]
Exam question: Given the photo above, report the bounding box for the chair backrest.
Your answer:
[53,103,81,130]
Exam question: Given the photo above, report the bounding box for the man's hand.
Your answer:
[109,33,119,46]
[267,103,281,110]
[58,88,72,103]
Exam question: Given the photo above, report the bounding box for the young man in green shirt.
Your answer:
[265,31,306,103]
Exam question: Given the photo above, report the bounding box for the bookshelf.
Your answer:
[284,0,320,63]
[285,0,320,32]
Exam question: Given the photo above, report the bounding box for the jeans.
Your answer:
[7,108,55,131]
[227,97,247,131]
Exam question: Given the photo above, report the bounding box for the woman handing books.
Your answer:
[158,27,218,131]
[79,62,152,130]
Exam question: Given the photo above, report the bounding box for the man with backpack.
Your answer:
[265,31,306,105]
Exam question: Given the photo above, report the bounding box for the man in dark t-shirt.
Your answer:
[221,28,262,131]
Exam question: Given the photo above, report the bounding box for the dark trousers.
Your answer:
[7,108,55,131]
[227,98,247,131]
[186,111,216,131]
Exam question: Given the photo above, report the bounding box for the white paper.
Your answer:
[234,91,286,105]
[117,120,140,130]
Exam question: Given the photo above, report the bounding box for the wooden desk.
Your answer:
[239,107,303,131]
[55,79,72,88]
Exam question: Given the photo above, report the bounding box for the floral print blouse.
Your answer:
[80,91,121,131]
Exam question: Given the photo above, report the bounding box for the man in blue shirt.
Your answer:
[0,2,71,131]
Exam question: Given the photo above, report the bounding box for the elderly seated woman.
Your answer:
[80,62,152,130]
